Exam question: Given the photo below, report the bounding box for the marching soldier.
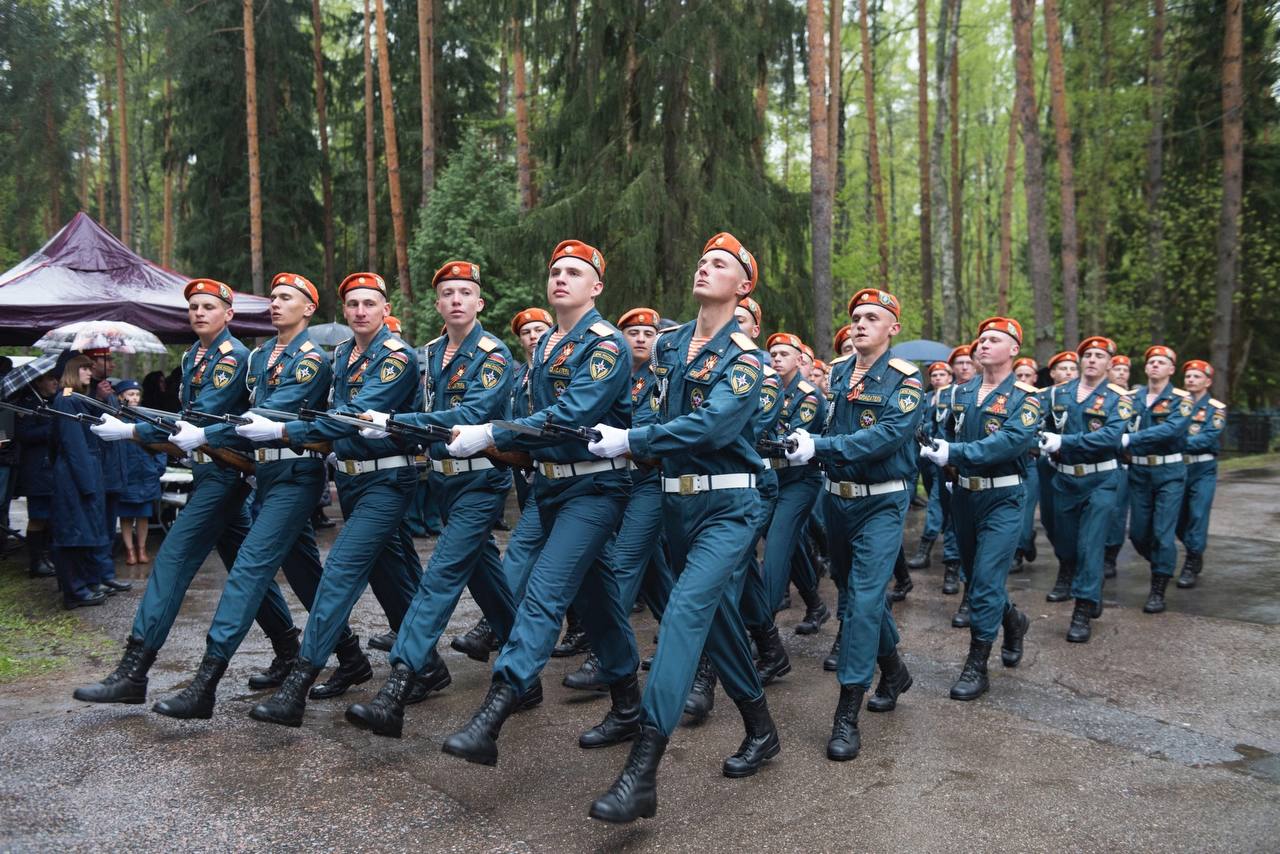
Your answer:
[1123,345,1192,614]
[906,360,952,570]
[1103,354,1133,577]
[785,287,922,761]
[919,317,1037,701]
[1011,357,1040,573]
[934,344,974,596]
[1042,351,1080,602]
[834,324,854,358]
[1175,359,1224,589]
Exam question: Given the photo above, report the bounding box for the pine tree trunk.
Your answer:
[1011,0,1055,363]
[807,0,833,356]
[96,83,108,224]
[373,0,411,303]
[417,0,435,205]
[1211,0,1243,399]
[753,37,767,171]
[363,0,378,269]
[858,0,889,288]
[45,93,58,234]
[311,0,336,302]
[1043,0,1079,346]
[1084,0,1113,334]
[949,45,962,330]
[513,18,534,212]
[996,101,1018,315]
[931,0,960,344]
[828,0,842,191]
[162,71,173,268]
[112,0,130,247]
[917,0,934,338]
[1145,0,1167,340]
[242,0,264,295]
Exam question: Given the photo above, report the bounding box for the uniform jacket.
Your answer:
[14,389,53,498]
[1183,394,1226,457]
[119,441,166,505]
[135,327,251,448]
[1127,383,1192,456]
[629,365,662,486]
[764,369,826,485]
[944,373,1041,477]
[1046,378,1129,465]
[48,389,108,548]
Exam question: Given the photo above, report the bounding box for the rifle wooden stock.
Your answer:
[144,440,256,475]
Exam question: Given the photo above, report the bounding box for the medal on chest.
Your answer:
[688,353,719,382]
[548,342,576,376]
[690,387,705,409]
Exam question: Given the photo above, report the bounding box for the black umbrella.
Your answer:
[1,353,59,400]
[308,322,353,348]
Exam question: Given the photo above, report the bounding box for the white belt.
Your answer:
[662,473,757,495]
[822,476,907,499]
[1184,453,1215,464]
[955,474,1023,491]
[336,455,414,476]
[534,457,628,480]
[254,447,320,463]
[1054,459,1119,477]
[1131,453,1183,466]
[431,457,495,476]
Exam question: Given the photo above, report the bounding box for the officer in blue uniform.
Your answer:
[934,344,974,594]
[438,239,638,768]
[1124,345,1192,614]
[1102,355,1134,577]
[787,287,923,761]
[920,316,1038,701]
[85,347,132,593]
[1042,350,1080,601]
[1011,357,1040,573]
[1175,359,1225,589]
[77,279,299,705]
[586,232,780,824]
[907,361,952,574]
[1037,336,1129,643]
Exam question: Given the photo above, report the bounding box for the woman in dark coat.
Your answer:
[49,351,110,609]
[14,370,60,577]
[113,379,165,564]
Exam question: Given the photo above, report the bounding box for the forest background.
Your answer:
[1,0,1276,405]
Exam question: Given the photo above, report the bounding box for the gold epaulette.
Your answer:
[1209,398,1227,409]
[589,321,619,338]
[798,380,816,394]
[762,366,777,377]
[888,357,919,375]
[384,337,405,351]
[1172,387,1191,397]
[1014,381,1039,394]
[730,331,758,351]
[1107,382,1130,395]
[477,336,499,353]
[830,353,852,365]
[218,340,233,354]
[300,340,315,353]
[1129,386,1143,396]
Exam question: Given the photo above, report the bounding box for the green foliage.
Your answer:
[0,557,114,684]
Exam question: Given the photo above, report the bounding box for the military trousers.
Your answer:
[1020,455,1039,555]
[1105,465,1130,549]
[1128,462,1186,578]
[1050,467,1120,605]
[952,483,1023,643]
[920,463,943,541]
[502,491,542,601]
[596,473,674,618]
[1037,455,1058,550]
[763,471,822,613]
[1176,459,1217,556]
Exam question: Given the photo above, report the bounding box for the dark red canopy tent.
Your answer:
[0,212,273,346]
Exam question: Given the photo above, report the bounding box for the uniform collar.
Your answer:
[439,321,485,367]
[682,316,738,375]
[272,328,313,361]
[192,327,232,358]
[780,370,806,397]
[854,348,893,384]
[540,307,602,366]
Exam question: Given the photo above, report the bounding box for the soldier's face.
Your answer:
[547,258,602,311]
[809,366,827,390]
[848,306,900,353]
[769,345,802,378]
[839,338,855,357]
[1108,363,1130,385]
[975,331,1018,367]
[1081,348,1111,381]
[188,295,231,336]
[1184,368,1209,393]
[435,280,484,327]
[270,285,315,330]
[733,308,759,339]
[951,356,974,382]
[624,325,657,364]
[930,368,952,388]
[1146,356,1175,381]
[343,289,389,335]
[1050,361,1078,383]
[1013,364,1037,384]
[694,250,750,303]
[120,388,142,406]
[518,321,550,357]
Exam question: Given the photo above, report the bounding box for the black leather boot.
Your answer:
[1177,553,1200,589]
[450,616,500,662]
[1143,574,1170,614]
[1046,562,1074,602]
[73,636,158,704]
[1187,551,1203,576]
[405,651,453,705]
[826,684,864,761]
[588,724,668,823]
[247,627,300,690]
[890,549,913,601]
[551,611,589,658]
[951,591,971,627]
[794,587,829,635]
[309,634,373,699]
[1066,599,1093,643]
[345,663,417,737]
[367,630,396,652]
[683,655,716,723]
[579,674,643,748]
[27,530,56,578]
[1000,603,1030,667]
[866,650,912,712]
[250,660,322,726]
[152,653,228,719]
[942,561,961,595]
[907,536,935,570]
[441,678,520,765]
[722,694,781,777]
[823,623,842,672]
[563,651,609,692]
[949,639,992,701]
[1103,544,1120,578]
[1009,549,1025,574]
[751,624,791,685]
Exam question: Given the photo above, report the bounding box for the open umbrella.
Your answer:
[35,320,167,355]
[890,339,955,363]
[308,322,353,348]
[0,352,59,399]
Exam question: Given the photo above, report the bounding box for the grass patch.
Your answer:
[1219,452,1280,473]
[0,555,114,683]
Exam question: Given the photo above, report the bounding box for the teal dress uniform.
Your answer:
[812,352,923,688]
[285,325,423,667]
[49,389,110,604]
[735,367,780,635]
[920,386,948,543]
[1126,385,1191,578]
[127,329,295,651]
[1044,380,1129,607]
[944,375,1041,643]
[389,323,522,675]
[1038,385,1066,552]
[626,320,766,736]
[1176,394,1225,560]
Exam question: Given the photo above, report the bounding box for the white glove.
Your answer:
[326,452,338,466]
[784,429,815,464]
[89,413,136,442]
[170,420,208,453]
[1121,433,1131,448]
[1039,432,1063,454]
[234,411,284,443]
[920,438,950,466]
[447,423,493,458]
[587,423,630,459]
[359,410,391,440]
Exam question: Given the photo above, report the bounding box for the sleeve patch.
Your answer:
[738,352,762,369]
[211,362,236,389]
[896,387,922,413]
[1117,398,1134,420]
[1020,404,1040,426]
[1178,398,1194,417]
[480,356,507,389]
[901,376,923,390]
[588,345,620,381]
[797,397,819,423]
[295,357,321,384]
[729,361,761,396]
[380,353,408,383]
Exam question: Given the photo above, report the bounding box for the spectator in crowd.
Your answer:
[113,379,165,565]
[0,357,15,540]
[14,368,59,577]
[141,370,168,411]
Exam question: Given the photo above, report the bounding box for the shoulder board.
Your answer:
[61,387,72,397]
[888,357,919,376]
[829,353,852,365]
[1054,380,1072,387]
[589,321,619,338]
[938,384,952,392]
[383,337,404,352]
[730,332,758,351]
[1171,387,1190,397]
[1036,386,1050,394]
[1014,381,1039,394]
[797,380,816,394]
[477,335,499,353]
[1209,398,1226,409]
[762,366,777,377]
[218,340,234,354]
[300,340,315,353]
[656,322,687,337]
[1129,386,1143,396]
[1107,382,1130,395]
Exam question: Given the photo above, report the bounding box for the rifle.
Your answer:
[183,407,251,427]
[757,437,799,456]
[69,396,255,475]
[490,419,660,470]
[0,397,106,427]
[914,425,938,452]
[300,408,533,471]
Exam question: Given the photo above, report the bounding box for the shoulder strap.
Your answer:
[477,335,499,353]
[589,321,618,338]
[1209,398,1226,409]
[888,357,919,376]
[383,337,405,352]
[1014,381,1039,394]
[730,331,758,352]
[1107,382,1130,395]
[797,380,816,394]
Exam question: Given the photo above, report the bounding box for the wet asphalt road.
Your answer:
[1,465,1278,852]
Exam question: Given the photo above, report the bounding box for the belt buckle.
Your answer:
[1073,464,1085,476]
[678,474,697,495]
[256,449,267,462]
[965,476,982,491]
[541,461,557,479]
[343,460,358,476]
[441,459,456,476]
[838,481,854,499]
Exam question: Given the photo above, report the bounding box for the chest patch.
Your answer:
[897,387,921,413]
[859,408,877,428]
[548,342,576,376]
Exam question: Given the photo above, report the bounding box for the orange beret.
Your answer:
[847,288,901,318]
[1112,354,1131,367]
[510,307,553,336]
[833,324,852,353]
[766,332,805,353]
[339,271,388,299]
[813,359,828,373]
[1076,335,1116,357]
[737,296,762,327]
[184,278,234,305]
[432,260,481,290]
[948,345,971,364]
[1145,345,1177,364]
[1013,357,1038,372]
[976,316,1023,345]
[549,239,605,279]
[702,232,758,293]
[1183,359,1213,377]
[270,271,319,305]
[800,343,815,360]
[385,316,402,334]
[618,307,661,329]
[1048,350,1079,368]
[928,361,953,375]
